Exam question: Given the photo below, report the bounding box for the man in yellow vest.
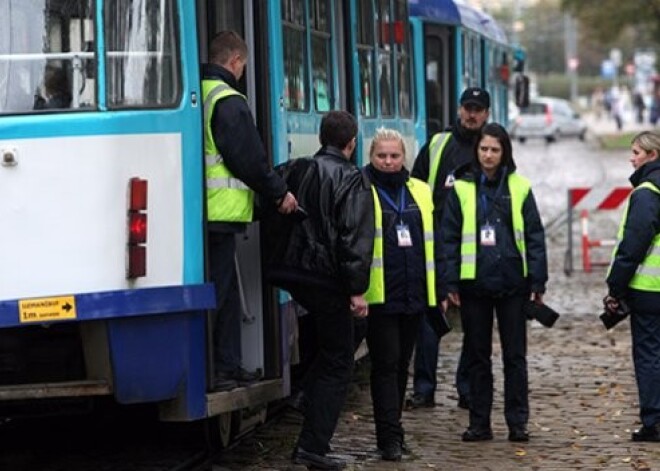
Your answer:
[203,31,297,391]
[407,87,490,410]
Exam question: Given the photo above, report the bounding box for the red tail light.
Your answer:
[127,178,148,278]
[545,105,553,126]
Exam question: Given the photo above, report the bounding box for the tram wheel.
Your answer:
[206,411,233,449]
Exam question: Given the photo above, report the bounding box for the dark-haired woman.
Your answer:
[442,123,548,442]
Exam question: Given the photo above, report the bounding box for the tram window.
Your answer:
[0,0,96,114]
[282,0,307,111]
[105,0,182,109]
[395,0,412,118]
[356,1,375,117]
[377,0,393,117]
[310,0,332,112]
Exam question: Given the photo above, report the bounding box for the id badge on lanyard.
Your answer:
[397,224,413,247]
[480,224,496,246]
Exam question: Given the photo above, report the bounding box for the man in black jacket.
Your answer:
[265,110,374,470]
[202,31,297,392]
[408,87,490,410]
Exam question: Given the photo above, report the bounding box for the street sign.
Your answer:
[601,59,615,79]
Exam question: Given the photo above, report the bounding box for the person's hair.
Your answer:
[632,130,660,155]
[209,31,248,66]
[475,122,514,168]
[319,110,357,149]
[369,127,406,158]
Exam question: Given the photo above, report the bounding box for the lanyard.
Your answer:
[479,170,506,223]
[377,186,406,222]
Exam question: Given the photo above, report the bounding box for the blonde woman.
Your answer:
[606,130,660,442]
[363,128,437,461]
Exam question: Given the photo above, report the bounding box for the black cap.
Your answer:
[460,87,490,109]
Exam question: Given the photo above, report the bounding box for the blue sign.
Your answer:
[601,59,616,79]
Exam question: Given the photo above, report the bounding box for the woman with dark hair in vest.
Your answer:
[363,128,437,461]
[442,123,548,442]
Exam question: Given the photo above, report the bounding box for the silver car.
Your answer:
[510,97,587,144]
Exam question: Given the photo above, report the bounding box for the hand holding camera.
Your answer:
[599,295,631,330]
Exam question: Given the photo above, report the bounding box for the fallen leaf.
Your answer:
[515,449,527,456]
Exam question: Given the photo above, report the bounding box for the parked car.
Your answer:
[510,97,587,144]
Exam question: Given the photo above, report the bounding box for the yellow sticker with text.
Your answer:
[19,296,77,323]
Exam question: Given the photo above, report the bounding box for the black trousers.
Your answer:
[366,312,421,448]
[629,295,660,428]
[290,285,355,455]
[208,232,242,376]
[461,294,528,429]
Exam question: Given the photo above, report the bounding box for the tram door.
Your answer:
[196,1,274,384]
[423,26,454,136]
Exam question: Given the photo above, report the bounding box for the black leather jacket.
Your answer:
[263,146,375,296]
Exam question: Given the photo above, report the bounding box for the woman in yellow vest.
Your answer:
[442,123,548,442]
[363,128,436,461]
[606,130,660,442]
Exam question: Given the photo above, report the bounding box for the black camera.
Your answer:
[523,300,560,328]
[599,297,631,330]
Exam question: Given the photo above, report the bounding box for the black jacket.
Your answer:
[264,146,375,296]
[365,165,429,316]
[607,160,660,311]
[442,163,548,298]
[202,63,287,232]
[412,121,481,222]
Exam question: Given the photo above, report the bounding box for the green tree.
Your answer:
[561,0,660,44]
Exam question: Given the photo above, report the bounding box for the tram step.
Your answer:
[0,380,111,400]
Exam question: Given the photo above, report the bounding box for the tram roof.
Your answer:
[409,0,508,44]
[456,2,508,44]
[408,0,461,25]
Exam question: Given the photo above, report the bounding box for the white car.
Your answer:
[510,97,587,143]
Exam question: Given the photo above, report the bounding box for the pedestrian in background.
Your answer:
[408,87,491,411]
[202,31,297,391]
[442,123,547,442]
[605,130,660,442]
[264,110,374,470]
[363,128,436,461]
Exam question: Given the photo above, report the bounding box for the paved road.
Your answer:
[216,131,660,470]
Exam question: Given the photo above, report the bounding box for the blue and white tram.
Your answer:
[0,0,419,439]
[409,0,513,141]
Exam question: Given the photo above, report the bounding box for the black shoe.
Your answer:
[292,447,346,470]
[632,424,660,442]
[457,395,470,410]
[462,427,493,442]
[379,442,402,462]
[508,425,529,442]
[232,367,261,386]
[212,376,238,392]
[405,393,435,409]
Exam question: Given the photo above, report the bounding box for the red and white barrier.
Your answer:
[564,186,631,275]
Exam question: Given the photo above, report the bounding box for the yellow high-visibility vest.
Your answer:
[365,178,436,306]
[203,79,254,222]
[427,132,452,191]
[610,182,660,291]
[453,173,531,279]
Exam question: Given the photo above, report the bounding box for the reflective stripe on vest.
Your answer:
[364,178,437,306]
[453,173,531,279]
[611,182,660,291]
[427,132,452,191]
[202,79,254,222]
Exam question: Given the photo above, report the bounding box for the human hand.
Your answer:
[448,292,461,307]
[531,292,544,305]
[277,191,297,214]
[603,294,619,314]
[350,294,369,318]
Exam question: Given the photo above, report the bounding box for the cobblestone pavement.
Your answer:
[218,267,656,470]
[216,135,660,470]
